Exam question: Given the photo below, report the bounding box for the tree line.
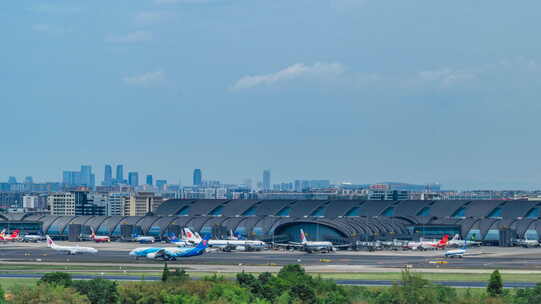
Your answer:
[0,265,540,303]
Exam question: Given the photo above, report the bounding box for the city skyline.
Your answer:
[4,1,541,189]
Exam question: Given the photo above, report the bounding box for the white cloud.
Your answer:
[231,62,346,90]
[105,31,152,44]
[416,68,477,87]
[123,70,166,87]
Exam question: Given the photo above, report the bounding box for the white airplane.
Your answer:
[292,229,335,253]
[22,234,44,242]
[182,228,266,251]
[181,228,202,244]
[134,235,155,243]
[515,235,540,248]
[0,229,20,242]
[46,235,98,255]
[447,234,481,247]
[444,247,466,258]
[405,235,449,250]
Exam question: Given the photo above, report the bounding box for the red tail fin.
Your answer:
[439,234,449,245]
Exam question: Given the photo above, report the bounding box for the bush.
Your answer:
[9,284,89,304]
[514,283,541,304]
[487,270,504,297]
[72,278,119,304]
[0,284,5,304]
[38,272,73,287]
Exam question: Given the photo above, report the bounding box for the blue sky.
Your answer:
[2,0,541,189]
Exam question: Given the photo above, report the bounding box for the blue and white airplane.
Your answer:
[444,243,467,258]
[129,237,209,261]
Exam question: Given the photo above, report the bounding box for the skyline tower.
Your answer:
[146,174,153,186]
[103,165,112,186]
[116,165,124,184]
[193,169,202,186]
[262,169,271,191]
[128,172,139,187]
[80,165,93,187]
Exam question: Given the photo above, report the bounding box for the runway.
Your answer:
[2,242,541,271]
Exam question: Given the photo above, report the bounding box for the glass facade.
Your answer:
[176,206,190,216]
[242,206,257,216]
[310,207,326,217]
[484,229,500,241]
[488,208,502,218]
[452,207,466,218]
[466,229,481,240]
[526,208,540,219]
[382,207,394,217]
[416,207,430,216]
[345,207,360,217]
[276,207,291,217]
[525,229,539,240]
[409,225,460,238]
[209,206,223,216]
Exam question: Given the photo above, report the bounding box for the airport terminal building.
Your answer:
[1,199,541,245]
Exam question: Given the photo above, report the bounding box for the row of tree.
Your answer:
[0,265,540,303]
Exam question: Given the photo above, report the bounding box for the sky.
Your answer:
[2,0,541,190]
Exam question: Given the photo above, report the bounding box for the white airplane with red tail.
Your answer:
[90,227,111,243]
[0,229,20,241]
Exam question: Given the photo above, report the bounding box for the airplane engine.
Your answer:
[146,253,158,259]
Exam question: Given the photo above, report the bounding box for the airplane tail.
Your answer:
[300,229,307,244]
[439,234,449,245]
[195,235,211,251]
[46,235,55,248]
[11,230,20,238]
[452,234,459,241]
[90,227,96,239]
[184,228,195,241]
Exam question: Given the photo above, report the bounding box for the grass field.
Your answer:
[0,268,540,283]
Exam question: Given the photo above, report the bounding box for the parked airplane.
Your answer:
[129,237,209,261]
[90,228,111,243]
[182,228,201,244]
[46,235,98,255]
[277,229,335,253]
[406,235,449,250]
[447,234,482,247]
[0,229,20,241]
[22,234,44,242]
[182,228,266,251]
[515,235,540,248]
[133,235,156,244]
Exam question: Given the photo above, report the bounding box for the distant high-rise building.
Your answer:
[193,169,202,186]
[116,165,124,184]
[8,176,17,184]
[146,175,153,186]
[128,172,139,187]
[24,176,33,184]
[80,165,93,187]
[262,170,271,190]
[103,165,113,186]
[156,180,167,191]
[62,171,81,186]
